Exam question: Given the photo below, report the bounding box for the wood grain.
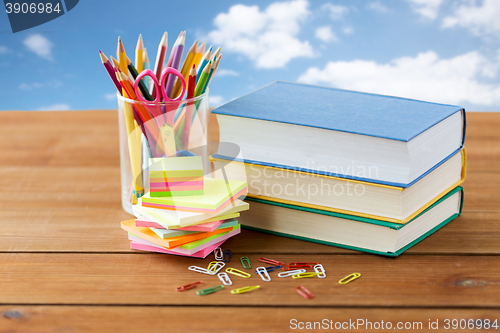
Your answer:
[0,111,498,331]
[0,253,499,307]
[0,210,499,254]
[1,306,499,333]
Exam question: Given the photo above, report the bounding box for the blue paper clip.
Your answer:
[223,249,232,262]
[254,265,282,274]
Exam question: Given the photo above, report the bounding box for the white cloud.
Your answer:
[442,0,500,36]
[206,0,314,69]
[298,50,500,107]
[216,69,239,77]
[23,34,53,60]
[104,93,117,101]
[406,0,443,20]
[37,104,71,111]
[322,3,349,20]
[0,46,9,54]
[209,95,225,107]
[367,1,389,13]
[315,26,338,43]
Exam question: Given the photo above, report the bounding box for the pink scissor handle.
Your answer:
[160,67,186,101]
[134,69,160,102]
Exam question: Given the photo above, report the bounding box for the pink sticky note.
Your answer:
[129,227,240,255]
[130,239,226,258]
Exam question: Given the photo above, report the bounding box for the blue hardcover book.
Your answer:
[212,81,466,187]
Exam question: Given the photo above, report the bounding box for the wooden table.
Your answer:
[0,111,499,332]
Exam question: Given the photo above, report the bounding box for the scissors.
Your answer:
[134,68,186,103]
[134,68,187,157]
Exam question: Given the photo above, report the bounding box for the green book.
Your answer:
[239,186,464,257]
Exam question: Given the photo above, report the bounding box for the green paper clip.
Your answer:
[240,257,251,269]
[338,273,361,285]
[292,272,319,279]
[196,285,224,296]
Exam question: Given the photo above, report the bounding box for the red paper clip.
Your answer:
[258,257,285,266]
[175,281,203,292]
[296,286,315,299]
[284,262,319,270]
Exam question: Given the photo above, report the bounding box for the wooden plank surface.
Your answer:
[0,210,499,254]
[1,253,500,307]
[0,111,499,332]
[1,306,499,333]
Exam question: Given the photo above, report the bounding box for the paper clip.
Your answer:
[284,262,318,270]
[258,257,285,266]
[196,285,224,296]
[223,249,232,262]
[208,261,225,275]
[188,265,215,275]
[255,267,271,282]
[255,265,281,274]
[292,272,319,279]
[218,272,233,286]
[314,264,326,278]
[207,261,218,270]
[295,286,315,299]
[240,256,251,269]
[226,267,252,278]
[230,285,261,294]
[214,247,223,260]
[339,273,361,285]
[277,269,306,278]
[175,281,203,292]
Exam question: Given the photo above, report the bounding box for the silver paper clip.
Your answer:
[314,264,326,278]
[188,265,215,275]
[277,269,306,278]
[218,272,233,286]
[256,266,271,282]
[214,247,223,261]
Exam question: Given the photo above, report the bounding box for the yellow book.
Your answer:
[212,149,466,224]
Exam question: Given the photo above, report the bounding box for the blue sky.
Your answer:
[1,0,499,111]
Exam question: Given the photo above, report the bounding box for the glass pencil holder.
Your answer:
[117,91,210,214]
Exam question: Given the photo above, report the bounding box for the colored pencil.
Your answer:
[202,57,217,94]
[194,60,211,98]
[99,50,121,94]
[117,37,128,75]
[192,41,206,69]
[208,54,222,87]
[196,46,212,84]
[135,34,144,73]
[213,46,221,61]
[142,47,150,90]
[183,64,197,147]
[172,39,198,98]
[127,56,153,101]
[167,31,184,68]
[165,32,186,99]
[116,70,165,154]
[153,32,168,98]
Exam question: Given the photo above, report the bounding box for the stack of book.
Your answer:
[212,81,466,257]
[122,175,249,258]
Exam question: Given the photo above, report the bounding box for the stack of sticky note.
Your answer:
[149,156,204,197]
[122,160,249,258]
